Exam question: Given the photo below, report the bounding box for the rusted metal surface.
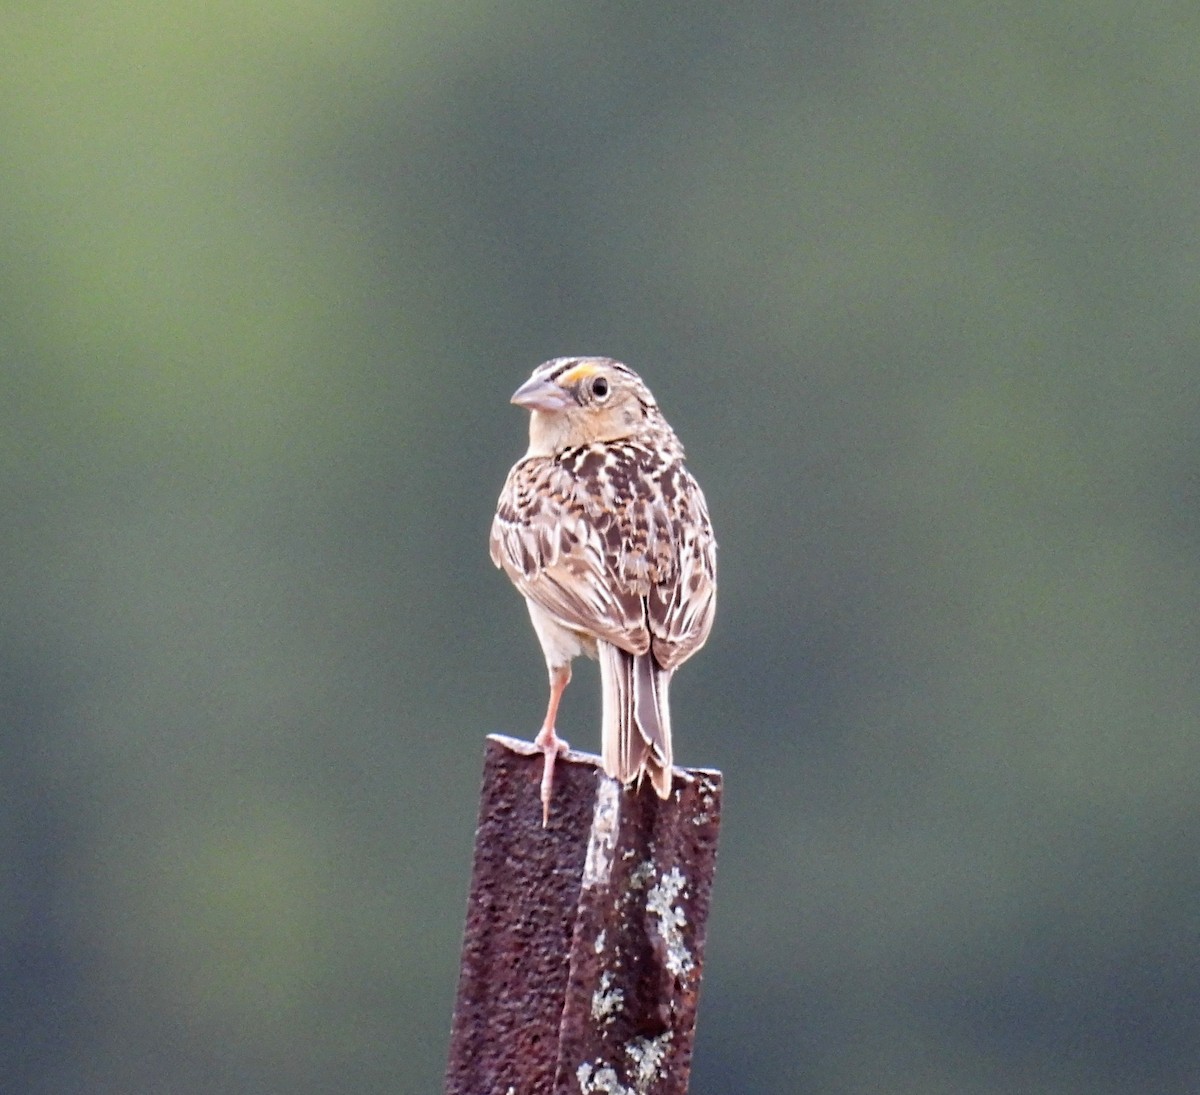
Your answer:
[556,756,722,1093]
[445,734,723,1095]
[444,735,596,1093]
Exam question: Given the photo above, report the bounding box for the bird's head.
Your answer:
[511,357,659,457]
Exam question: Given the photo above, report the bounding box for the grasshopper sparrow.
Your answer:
[490,357,717,823]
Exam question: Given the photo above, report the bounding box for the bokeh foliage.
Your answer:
[2,3,1198,1091]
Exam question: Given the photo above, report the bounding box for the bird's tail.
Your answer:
[599,641,674,799]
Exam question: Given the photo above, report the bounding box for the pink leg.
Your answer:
[533,664,571,826]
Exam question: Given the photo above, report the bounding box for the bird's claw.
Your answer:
[533,728,569,827]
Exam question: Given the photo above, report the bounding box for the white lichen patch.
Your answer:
[626,1032,673,1087]
[594,928,607,954]
[591,971,624,1023]
[627,860,655,889]
[646,866,694,978]
[577,1062,632,1095]
[583,778,621,888]
[576,1033,673,1095]
[693,788,718,825]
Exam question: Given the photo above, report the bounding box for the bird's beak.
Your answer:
[511,376,573,413]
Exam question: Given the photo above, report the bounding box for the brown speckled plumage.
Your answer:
[491,357,716,821]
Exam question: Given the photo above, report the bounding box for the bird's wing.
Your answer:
[491,456,652,655]
[646,463,717,671]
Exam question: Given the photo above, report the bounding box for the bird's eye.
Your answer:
[591,376,609,399]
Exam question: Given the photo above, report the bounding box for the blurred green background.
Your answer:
[3,3,1198,1092]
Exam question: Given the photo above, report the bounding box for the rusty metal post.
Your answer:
[445,734,722,1095]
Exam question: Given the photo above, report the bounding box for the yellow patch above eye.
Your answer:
[557,362,601,386]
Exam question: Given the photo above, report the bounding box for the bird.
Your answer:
[490,356,717,824]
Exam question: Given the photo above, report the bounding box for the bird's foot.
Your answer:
[533,726,570,827]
